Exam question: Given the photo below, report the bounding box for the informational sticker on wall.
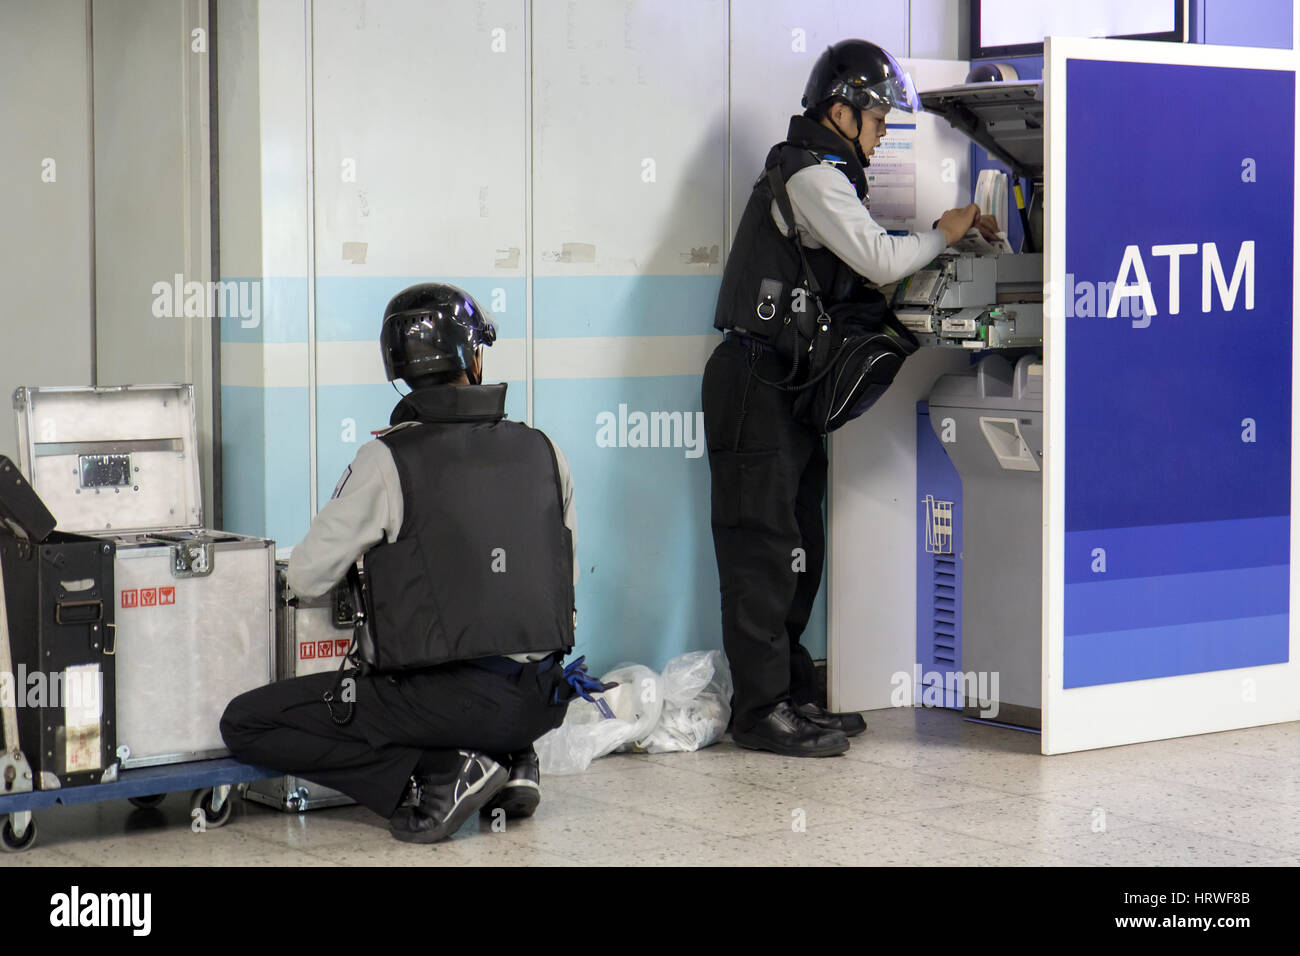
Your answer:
[866,124,917,225]
[63,663,103,773]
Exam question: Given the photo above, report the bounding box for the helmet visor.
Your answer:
[867,71,922,113]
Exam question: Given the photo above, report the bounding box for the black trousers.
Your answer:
[702,335,827,732]
[220,659,567,818]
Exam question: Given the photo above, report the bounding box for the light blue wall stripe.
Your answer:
[221,385,311,548]
[316,277,527,342]
[534,275,721,338]
[262,385,313,548]
[220,276,306,344]
[262,387,312,548]
[220,385,266,537]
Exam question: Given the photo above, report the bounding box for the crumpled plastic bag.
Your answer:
[535,663,663,775]
[638,650,733,754]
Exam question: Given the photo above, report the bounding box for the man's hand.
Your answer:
[936,203,980,245]
[974,214,1001,242]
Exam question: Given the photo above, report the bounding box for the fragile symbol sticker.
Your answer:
[300,641,316,660]
[140,588,157,607]
[334,639,349,657]
[159,586,175,605]
[120,589,138,608]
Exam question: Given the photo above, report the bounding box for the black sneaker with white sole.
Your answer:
[389,750,508,843]
[482,745,541,819]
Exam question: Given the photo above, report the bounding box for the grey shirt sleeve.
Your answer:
[286,438,403,599]
[773,163,947,287]
[545,434,579,587]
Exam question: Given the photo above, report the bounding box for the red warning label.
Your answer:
[122,586,178,610]
[316,640,334,659]
[334,639,349,657]
[300,641,315,660]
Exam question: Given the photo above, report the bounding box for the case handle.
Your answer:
[55,598,103,626]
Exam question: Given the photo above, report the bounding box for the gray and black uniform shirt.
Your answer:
[286,401,578,664]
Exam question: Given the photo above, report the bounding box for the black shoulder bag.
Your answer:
[759,166,920,434]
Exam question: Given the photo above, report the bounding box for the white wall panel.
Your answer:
[728,0,909,240]
[531,0,728,277]
[312,0,527,278]
[257,0,313,286]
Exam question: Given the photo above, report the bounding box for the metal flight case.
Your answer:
[0,455,118,796]
[242,560,357,812]
[12,384,275,769]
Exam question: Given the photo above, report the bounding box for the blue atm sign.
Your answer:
[1063,58,1294,688]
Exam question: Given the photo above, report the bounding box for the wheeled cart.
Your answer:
[0,757,274,853]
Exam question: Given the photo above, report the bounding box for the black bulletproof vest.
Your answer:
[714,115,872,344]
[364,384,574,667]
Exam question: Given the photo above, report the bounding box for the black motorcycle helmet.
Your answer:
[801,39,921,116]
[380,282,497,385]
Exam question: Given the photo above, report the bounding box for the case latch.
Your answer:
[170,539,215,578]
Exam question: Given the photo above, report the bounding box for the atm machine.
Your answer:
[899,79,1045,727]
[833,41,1299,752]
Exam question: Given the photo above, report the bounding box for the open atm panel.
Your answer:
[893,81,1044,351]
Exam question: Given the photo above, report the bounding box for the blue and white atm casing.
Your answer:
[1041,37,1300,752]
[830,38,1300,754]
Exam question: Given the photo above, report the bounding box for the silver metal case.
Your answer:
[13,385,275,769]
[243,561,355,812]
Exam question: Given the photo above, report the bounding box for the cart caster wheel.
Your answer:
[190,788,234,828]
[129,794,166,809]
[1,817,37,852]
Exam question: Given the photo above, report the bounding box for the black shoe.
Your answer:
[731,700,849,757]
[482,745,541,819]
[389,750,507,844]
[794,701,867,737]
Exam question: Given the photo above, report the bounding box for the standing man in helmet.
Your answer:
[222,282,580,843]
[704,40,998,757]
